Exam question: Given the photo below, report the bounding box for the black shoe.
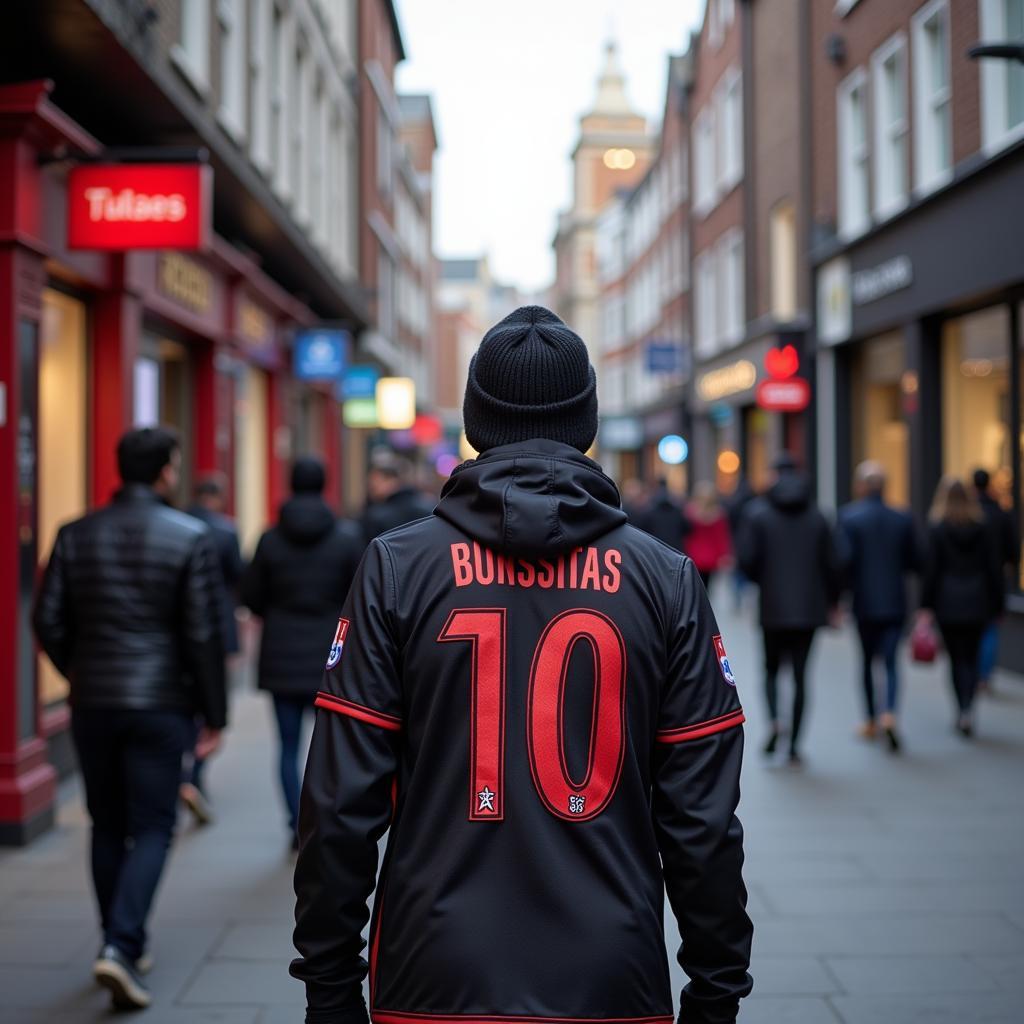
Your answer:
[884,727,901,753]
[93,944,152,1009]
[763,729,780,756]
[956,714,974,738]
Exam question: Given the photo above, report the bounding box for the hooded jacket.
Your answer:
[737,471,841,630]
[292,440,753,1024]
[241,495,363,696]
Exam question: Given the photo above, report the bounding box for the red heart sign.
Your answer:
[765,344,799,380]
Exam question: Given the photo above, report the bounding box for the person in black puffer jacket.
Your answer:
[737,453,843,765]
[242,457,363,841]
[33,427,226,1010]
[919,476,1003,737]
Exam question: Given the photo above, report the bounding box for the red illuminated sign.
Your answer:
[757,378,811,412]
[67,164,212,250]
[757,343,810,411]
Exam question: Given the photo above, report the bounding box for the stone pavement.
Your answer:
[2,592,1024,1023]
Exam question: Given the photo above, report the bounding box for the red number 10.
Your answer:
[438,608,626,823]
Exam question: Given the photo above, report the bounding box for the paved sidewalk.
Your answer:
[2,593,1024,1023]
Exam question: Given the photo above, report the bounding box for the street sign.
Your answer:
[340,364,380,400]
[294,330,349,381]
[67,164,212,250]
[343,397,378,427]
[756,378,811,412]
[645,340,684,375]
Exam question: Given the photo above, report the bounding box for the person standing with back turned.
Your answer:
[838,461,921,751]
[291,306,753,1024]
[33,428,226,1011]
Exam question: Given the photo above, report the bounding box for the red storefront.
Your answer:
[0,82,345,843]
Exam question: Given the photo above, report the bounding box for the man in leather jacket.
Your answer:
[34,427,227,1010]
[291,307,753,1024]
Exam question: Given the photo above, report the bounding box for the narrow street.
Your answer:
[2,590,1023,1023]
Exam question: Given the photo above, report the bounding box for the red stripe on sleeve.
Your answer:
[314,691,402,732]
[656,707,745,744]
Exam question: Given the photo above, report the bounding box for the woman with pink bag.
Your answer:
[918,477,1004,737]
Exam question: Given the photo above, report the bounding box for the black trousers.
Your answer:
[938,623,984,714]
[762,627,816,753]
[72,707,192,960]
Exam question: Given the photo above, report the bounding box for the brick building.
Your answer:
[808,0,1024,664]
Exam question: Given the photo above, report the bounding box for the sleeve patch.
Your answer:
[325,618,350,669]
[314,691,402,732]
[714,634,737,686]
[656,707,745,744]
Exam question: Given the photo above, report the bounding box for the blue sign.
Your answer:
[646,340,684,375]
[294,329,349,381]
[340,364,380,400]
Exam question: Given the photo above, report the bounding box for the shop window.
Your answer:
[851,332,909,508]
[871,33,908,219]
[942,306,1011,496]
[38,290,89,706]
[235,366,269,555]
[980,0,1024,153]
[838,67,870,239]
[742,407,773,493]
[912,0,952,195]
[137,336,194,504]
[769,201,797,322]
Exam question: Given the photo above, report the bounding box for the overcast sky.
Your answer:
[394,0,705,293]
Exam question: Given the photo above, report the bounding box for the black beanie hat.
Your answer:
[291,456,326,494]
[463,305,598,454]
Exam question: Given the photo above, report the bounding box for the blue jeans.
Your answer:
[272,694,313,833]
[978,621,1000,682]
[72,708,192,960]
[856,620,902,718]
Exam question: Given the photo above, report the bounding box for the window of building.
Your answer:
[310,79,327,247]
[851,332,909,508]
[716,68,744,191]
[377,104,393,199]
[717,229,745,345]
[912,0,952,194]
[980,0,1024,152]
[871,33,908,219]
[769,200,798,322]
[692,107,716,215]
[694,250,717,357]
[708,0,735,49]
[378,252,395,340]
[270,2,289,196]
[291,34,309,222]
[249,0,272,169]
[838,67,870,239]
[217,0,246,139]
[942,305,1011,491]
[175,0,211,92]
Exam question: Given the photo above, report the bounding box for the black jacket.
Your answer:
[637,488,692,550]
[921,519,1004,626]
[978,492,1020,582]
[186,505,243,654]
[242,496,363,696]
[837,495,921,623]
[737,472,841,630]
[32,485,227,729]
[292,439,753,1024]
[360,486,435,544]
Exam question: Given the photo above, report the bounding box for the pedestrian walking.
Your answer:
[637,476,692,550]
[737,452,842,765]
[291,306,753,1024]
[181,473,243,823]
[685,481,732,591]
[919,477,1003,737]
[972,468,1020,692]
[838,461,921,751]
[360,449,435,543]
[241,457,363,845]
[620,476,648,522]
[33,427,227,1010]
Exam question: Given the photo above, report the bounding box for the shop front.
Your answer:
[0,83,353,843]
[815,143,1024,666]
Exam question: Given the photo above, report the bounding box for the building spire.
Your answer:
[592,39,632,116]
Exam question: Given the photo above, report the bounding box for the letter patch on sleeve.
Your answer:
[326,618,350,670]
[713,634,736,686]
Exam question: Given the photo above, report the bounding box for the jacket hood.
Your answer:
[278,495,336,545]
[435,439,627,557]
[768,471,812,513]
